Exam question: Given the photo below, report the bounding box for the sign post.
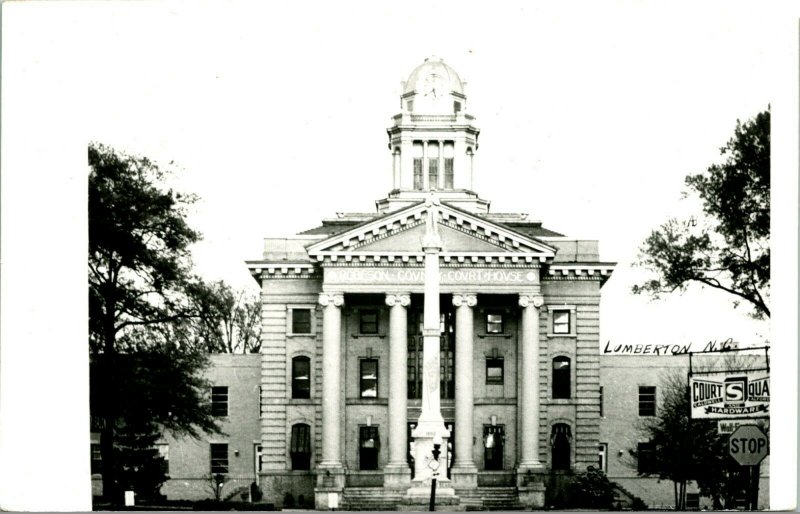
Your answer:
[728,425,768,509]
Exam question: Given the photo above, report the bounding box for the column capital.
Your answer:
[319,292,344,307]
[452,293,477,307]
[385,293,411,307]
[518,295,544,308]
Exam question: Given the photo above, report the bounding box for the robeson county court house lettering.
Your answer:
[325,268,538,285]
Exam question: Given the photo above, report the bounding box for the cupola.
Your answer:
[380,57,486,214]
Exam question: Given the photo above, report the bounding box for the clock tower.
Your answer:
[379,57,486,214]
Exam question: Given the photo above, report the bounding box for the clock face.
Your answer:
[423,73,445,99]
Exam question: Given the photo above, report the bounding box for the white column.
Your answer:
[422,140,429,190]
[451,294,478,487]
[384,293,411,489]
[392,148,401,190]
[518,294,544,471]
[319,292,344,467]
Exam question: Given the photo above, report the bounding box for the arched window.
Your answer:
[551,424,572,471]
[292,356,311,399]
[552,357,571,399]
[290,423,311,470]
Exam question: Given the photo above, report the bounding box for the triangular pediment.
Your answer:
[306,201,557,261]
[355,223,509,252]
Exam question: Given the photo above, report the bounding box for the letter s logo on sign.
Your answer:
[724,377,747,407]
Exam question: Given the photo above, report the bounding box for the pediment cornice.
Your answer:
[306,201,557,260]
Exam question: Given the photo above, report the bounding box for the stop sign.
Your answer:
[728,425,769,466]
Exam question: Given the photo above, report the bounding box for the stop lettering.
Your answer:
[730,437,767,454]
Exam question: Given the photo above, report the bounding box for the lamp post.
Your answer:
[429,433,442,511]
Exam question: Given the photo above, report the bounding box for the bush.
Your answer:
[566,466,616,509]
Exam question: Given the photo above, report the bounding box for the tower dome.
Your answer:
[403,56,464,96]
[383,56,483,214]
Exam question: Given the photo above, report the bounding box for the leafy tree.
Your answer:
[89,143,222,502]
[186,281,262,354]
[631,370,753,510]
[633,110,770,319]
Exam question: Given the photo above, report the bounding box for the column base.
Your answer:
[383,463,412,490]
[449,464,478,489]
[516,466,547,509]
[314,464,345,510]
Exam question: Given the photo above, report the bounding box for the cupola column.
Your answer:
[392,148,401,189]
[422,141,430,190]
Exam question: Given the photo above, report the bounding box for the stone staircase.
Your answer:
[341,486,523,511]
[457,487,523,511]
[341,487,405,511]
[610,482,647,510]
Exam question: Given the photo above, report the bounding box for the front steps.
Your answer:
[341,487,404,511]
[458,487,524,511]
[341,486,522,511]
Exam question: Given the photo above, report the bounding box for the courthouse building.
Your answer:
[241,57,616,510]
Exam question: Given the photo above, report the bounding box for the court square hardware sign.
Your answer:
[690,371,769,419]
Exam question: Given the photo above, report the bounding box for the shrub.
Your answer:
[566,466,616,509]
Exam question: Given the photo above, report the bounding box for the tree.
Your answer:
[89,143,222,502]
[633,109,770,319]
[631,370,752,510]
[186,281,262,354]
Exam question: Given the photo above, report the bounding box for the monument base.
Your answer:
[398,483,463,511]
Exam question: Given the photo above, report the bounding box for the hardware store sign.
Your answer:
[690,372,769,419]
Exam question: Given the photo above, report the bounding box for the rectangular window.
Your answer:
[428,158,439,189]
[255,444,263,473]
[486,358,504,385]
[290,424,312,470]
[359,310,378,334]
[291,308,312,334]
[686,493,700,510]
[360,359,378,398]
[637,442,655,474]
[359,426,380,470]
[486,313,503,334]
[413,158,423,189]
[553,310,570,334]
[599,386,604,417]
[292,357,311,399]
[444,158,454,189]
[210,443,229,475]
[156,443,170,474]
[598,443,608,473]
[639,386,656,416]
[91,443,102,474]
[483,425,504,470]
[211,386,228,417]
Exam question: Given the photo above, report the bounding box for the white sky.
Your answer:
[0,1,797,510]
[85,1,778,347]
